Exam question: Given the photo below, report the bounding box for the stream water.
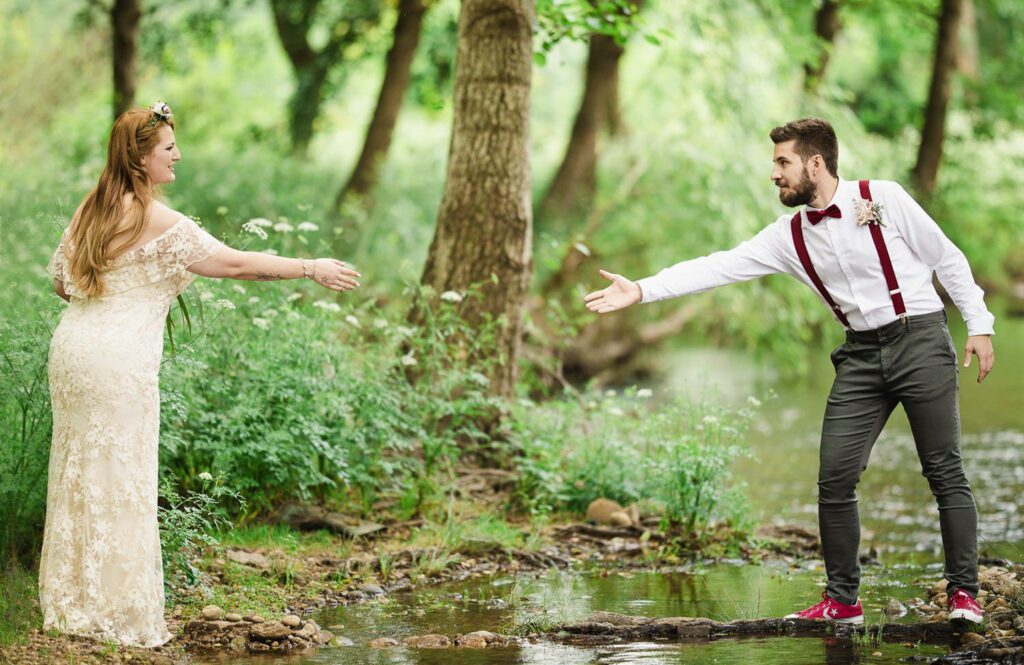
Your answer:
[198,307,1023,664]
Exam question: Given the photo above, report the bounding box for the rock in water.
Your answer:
[250,621,292,642]
[282,614,301,628]
[369,637,400,648]
[883,598,906,619]
[404,634,452,648]
[201,605,224,621]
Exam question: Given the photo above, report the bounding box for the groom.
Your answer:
[584,118,995,625]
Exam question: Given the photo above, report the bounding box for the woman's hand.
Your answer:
[308,259,361,292]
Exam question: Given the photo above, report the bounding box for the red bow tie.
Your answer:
[806,204,842,225]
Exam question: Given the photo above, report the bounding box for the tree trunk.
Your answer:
[111,0,142,120]
[336,0,428,209]
[803,0,842,93]
[413,0,534,399]
[539,32,625,219]
[288,64,331,155]
[912,0,964,198]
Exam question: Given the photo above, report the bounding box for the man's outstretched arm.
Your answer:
[584,220,791,314]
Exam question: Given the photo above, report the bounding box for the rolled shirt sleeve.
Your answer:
[636,219,791,303]
[887,183,995,336]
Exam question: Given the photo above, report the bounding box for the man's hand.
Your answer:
[964,335,994,383]
[584,269,642,314]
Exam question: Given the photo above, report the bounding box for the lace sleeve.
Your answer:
[46,232,69,282]
[154,217,223,272]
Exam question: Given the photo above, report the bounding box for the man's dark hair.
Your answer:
[770,118,839,177]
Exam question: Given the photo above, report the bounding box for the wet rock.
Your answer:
[250,621,292,642]
[404,634,451,648]
[369,637,400,648]
[359,583,385,596]
[334,636,356,646]
[960,632,986,647]
[457,630,509,648]
[225,613,242,622]
[201,605,224,621]
[281,614,301,628]
[883,598,906,619]
[316,630,334,645]
[930,579,949,597]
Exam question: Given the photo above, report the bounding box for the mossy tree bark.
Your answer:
[412,0,535,399]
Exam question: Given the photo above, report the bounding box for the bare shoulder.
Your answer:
[146,200,188,234]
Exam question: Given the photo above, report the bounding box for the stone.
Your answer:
[883,598,906,619]
[225,613,242,622]
[960,632,986,647]
[229,635,247,650]
[249,641,270,651]
[296,621,319,639]
[929,579,949,597]
[458,630,506,648]
[226,549,271,569]
[459,634,488,648]
[404,634,451,648]
[250,621,292,642]
[201,605,224,621]
[316,630,334,645]
[250,615,265,623]
[281,614,302,628]
[359,583,385,596]
[335,636,356,646]
[369,637,400,648]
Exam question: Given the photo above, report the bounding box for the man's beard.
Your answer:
[777,167,816,207]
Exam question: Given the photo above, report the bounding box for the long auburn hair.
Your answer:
[66,108,174,296]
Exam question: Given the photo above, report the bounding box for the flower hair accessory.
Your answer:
[854,198,885,227]
[147,101,173,128]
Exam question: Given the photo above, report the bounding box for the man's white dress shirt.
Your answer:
[636,179,995,336]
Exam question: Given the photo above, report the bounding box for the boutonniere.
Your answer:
[854,199,886,227]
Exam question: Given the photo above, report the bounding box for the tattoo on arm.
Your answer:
[256,271,286,281]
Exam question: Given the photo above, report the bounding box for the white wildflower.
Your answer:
[273,222,295,233]
[249,217,273,227]
[396,326,416,337]
[605,389,616,397]
[232,284,246,294]
[248,296,260,305]
[216,206,228,216]
[262,308,279,318]
[401,352,418,367]
[373,318,389,329]
[313,300,342,313]
[197,471,214,481]
[747,396,762,408]
[252,317,270,330]
[215,299,236,310]
[345,314,360,327]
[637,388,653,399]
[262,248,279,256]
[286,310,302,321]
[608,406,625,417]
[586,401,598,409]
[440,290,464,303]
[702,415,719,425]
[573,242,592,257]
[297,222,319,232]
[286,292,303,302]
[241,221,268,240]
[199,290,215,302]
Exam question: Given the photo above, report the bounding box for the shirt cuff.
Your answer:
[964,314,995,337]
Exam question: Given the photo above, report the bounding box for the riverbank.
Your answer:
[3,505,1021,664]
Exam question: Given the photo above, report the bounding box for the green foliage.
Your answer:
[512,387,756,535]
[158,473,244,600]
[0,565,40,648]
[0,304,57,563]
[535,0,650,64]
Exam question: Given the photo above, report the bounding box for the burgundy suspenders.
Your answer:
[790,180,906,328]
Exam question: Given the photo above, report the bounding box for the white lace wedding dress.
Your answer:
[40,217,221,647]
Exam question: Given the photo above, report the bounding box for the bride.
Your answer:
[39,101,360,647]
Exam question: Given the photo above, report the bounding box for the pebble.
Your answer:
[201,605,223,621]
[225,613,242,622]
[250,615,265,623]
[335,636,356,646]
[282,614,301,628]
[404,634,451,648]
[960,632,986,646]
[359,583,385,596]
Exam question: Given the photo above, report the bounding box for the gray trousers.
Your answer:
[819,310,978,605]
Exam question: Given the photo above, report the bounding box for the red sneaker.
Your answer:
[947,589,984,625]
[785,592,864,624]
